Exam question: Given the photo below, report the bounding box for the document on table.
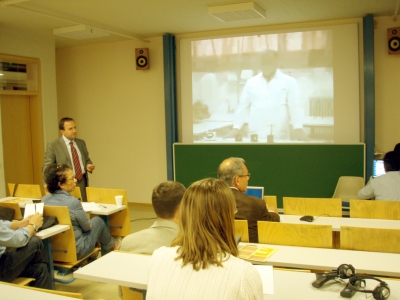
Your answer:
[254,265,274,295]
[81,202,101,212]
[24,203,44,218]
[238,244,278,262]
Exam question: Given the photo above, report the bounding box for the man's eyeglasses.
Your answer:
[238,173,251,178]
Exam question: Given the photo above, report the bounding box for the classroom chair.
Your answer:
[7,183,43,199]
[0,202,23,220]
[332,176,364,210]
[350,199,400,220]
[283,197,342,217]
[3,281,83,298]
[86,187,131,237]
[11,277,35,286]
[234,220,249,243]
[43,205,100,284]
[264,195,278,213]
[341,226,400,254]
[258,221,333,248]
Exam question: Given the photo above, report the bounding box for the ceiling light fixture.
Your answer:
[208,2,266,22]
[53,24,109,40]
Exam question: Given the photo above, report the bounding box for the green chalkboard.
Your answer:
[173,143,365,208]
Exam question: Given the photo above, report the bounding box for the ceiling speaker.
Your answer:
[135,48,150,70]
[388,27,400,55]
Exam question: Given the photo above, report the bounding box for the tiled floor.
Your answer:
[55,203,155,300]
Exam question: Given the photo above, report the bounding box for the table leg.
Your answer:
[42,238,55,290]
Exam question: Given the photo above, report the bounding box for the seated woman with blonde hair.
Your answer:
[147,178,263,300]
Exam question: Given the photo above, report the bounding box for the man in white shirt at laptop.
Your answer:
[358,151,400,200]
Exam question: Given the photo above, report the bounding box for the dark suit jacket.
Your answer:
[43,137,92,184]
[231,188,280,243]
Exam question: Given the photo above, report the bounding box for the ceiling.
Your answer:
[0,0,399,49]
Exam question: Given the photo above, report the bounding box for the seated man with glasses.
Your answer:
[218,157,280,243]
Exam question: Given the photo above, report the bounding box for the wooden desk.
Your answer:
[36,224,70,289]
[0,283,79,299]
[74,251,149,289]
[280,215,400,231]
[280,214,400,248]
[87,204,126,216]
[74,251,400,299]
[265,269,400,300]
[243,242,400,277]
[0,197,40,208]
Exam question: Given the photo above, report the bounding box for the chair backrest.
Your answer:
[0,202,22,220]
[283,197,342,217]
[86,187,131,236]
[264,195,277,210]
[69,188,82,202]
[43,205,77,263]
[332,176,365,203]
[258,221,333,248]
[234,220,249,243]
[341,226,400,253]
[7,282,83,298]
[8,183,42,199]
[350,199,400,220]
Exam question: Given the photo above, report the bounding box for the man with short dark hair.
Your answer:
[120,181,186,254]
[218,157,280,243]
[358,151,400,200]
[43,117,95,201]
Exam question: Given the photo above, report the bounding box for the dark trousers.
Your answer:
[0,236,52,289]
[76,175,88,202]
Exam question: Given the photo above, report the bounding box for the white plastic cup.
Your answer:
[115,195,123,207]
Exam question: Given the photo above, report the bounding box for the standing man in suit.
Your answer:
[43,117,95,202]
[218,157,280,243]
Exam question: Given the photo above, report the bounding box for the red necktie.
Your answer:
[70,142,83,181]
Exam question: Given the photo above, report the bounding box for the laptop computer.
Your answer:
[244,186,264,199]
[373,159,385,177]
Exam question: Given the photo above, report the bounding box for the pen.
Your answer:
[99,205,107,208]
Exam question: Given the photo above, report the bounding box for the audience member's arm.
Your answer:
[0,213,42,248]
[260,201,280,222]
[74,201,91,232]
[357,178,374,200]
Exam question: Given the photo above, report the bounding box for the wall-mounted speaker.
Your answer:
[135,48,150,70]
[388,27,400,55]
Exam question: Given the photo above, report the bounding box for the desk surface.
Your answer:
[74,251,400,299]
[74,251,149,289]
[280,215,400,231]
[243,242,400,277]
[85,203,126,215]
[35,224,70,239]
[0,283,78,299]
[266,269,400,300]
[0,197,40,208]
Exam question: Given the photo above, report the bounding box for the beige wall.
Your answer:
[0,28,58,197]
[55,37,167,203]
[374,16,400,155]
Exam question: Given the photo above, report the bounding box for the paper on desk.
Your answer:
[254,265,274,295]
[23,203,44,218]
[81,202,100,212]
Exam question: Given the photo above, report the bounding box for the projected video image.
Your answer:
[191,30,334,143]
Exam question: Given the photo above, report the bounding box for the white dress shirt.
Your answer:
[358,171,400,200]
